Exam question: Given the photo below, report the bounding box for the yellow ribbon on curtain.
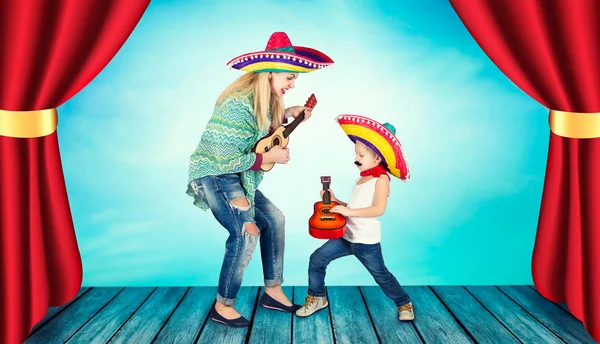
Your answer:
[0,108,58,138]
[549,110,600,139]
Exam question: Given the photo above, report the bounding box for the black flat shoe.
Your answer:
[259,292,302,313]
[210,305,250,327]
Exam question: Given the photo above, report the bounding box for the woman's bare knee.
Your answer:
[244,222,259,236]
[231,197,251,211]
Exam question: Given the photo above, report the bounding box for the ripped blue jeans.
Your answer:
[190,173,285,306]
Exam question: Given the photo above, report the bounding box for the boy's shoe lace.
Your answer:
[296,295,327,317]
[398,302,415,321]
[303,295,318,308]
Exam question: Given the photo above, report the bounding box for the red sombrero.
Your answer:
[227,32,334,73]
[336,115,410,180]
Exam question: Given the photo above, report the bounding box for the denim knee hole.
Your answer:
[243,222,259,237]
[230,196,251,211]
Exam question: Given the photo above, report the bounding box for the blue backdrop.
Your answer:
[57,0,549,287]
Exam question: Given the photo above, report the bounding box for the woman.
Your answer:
[186,32,333,327]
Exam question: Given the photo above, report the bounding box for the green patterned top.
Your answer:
[186,91,271,216]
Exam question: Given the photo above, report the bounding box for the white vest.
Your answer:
[343,176,387,244]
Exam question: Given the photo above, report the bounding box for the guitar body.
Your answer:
[252,94,317,172]
[308,176,346,240]
[253,126,289,172]
[308,201,347,239]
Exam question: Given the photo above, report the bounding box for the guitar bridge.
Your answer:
[320,217,336,221]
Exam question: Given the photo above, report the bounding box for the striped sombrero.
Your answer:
[227,32,334,73]
[336,114,410,180]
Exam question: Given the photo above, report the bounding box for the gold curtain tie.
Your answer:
[0,108,58,138]
[549,110,600,139]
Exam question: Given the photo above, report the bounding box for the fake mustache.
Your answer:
[354,161,362,166]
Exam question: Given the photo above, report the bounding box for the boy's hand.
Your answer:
[330,205,352,217]
[320,188,336,202]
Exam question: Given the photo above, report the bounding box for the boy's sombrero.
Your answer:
[336,114,410,181]
[227,32,334,73]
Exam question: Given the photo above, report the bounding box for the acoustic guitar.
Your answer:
[253,94,317,172]
[309,176,347,239]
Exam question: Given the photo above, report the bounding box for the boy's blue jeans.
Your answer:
[190,173,285,306]
[308,238,411,307]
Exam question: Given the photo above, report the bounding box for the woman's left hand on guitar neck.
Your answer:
[284,105,313,122]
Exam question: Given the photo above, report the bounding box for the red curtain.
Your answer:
[0,1,149,343]
[450,0,600,340]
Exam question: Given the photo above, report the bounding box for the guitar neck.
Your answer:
[282,94,315,139]
[282,111,305,138]
[322,181,331,204]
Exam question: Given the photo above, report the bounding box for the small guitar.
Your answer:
[308,176,347,239]
[253,94,317,172]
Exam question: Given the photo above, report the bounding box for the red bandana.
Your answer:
[360,164,390,180]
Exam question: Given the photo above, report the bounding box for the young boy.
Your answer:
[296,114,414,321]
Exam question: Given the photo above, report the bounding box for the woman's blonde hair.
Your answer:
[216,72,284,132]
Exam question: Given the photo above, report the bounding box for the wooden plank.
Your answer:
[406,286,473,344]
[30,287,91,334]
[25,287,123,344]
[65,287,155,343]
[248,287,293,344]
[107,287,187,343]
[196,286,259,344]
[361,286,422,344]
[432,286,519,344]
[556,303,571,313]
[466,286,563,343]
[153,287,217,343]
[328,286,379,343]
[499,285,596,343]
[292,286,334,344]
[528,285,571,313]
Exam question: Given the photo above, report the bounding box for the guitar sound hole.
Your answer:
[273,137,280,146]
[320,208,331,215]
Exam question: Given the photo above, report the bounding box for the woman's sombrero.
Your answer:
[336,114,410,180]
[227,32,334,73]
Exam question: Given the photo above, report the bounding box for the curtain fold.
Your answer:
[0,1,150,343]
[450,0,600,339]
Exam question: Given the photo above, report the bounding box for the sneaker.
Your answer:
[398,302,414,321]
[295,295,328,317]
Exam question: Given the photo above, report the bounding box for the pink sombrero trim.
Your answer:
[227,51,333,70]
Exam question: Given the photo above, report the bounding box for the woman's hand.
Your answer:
[284,105,313,121]
[330,205,353,217]
[263,146,290,164]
